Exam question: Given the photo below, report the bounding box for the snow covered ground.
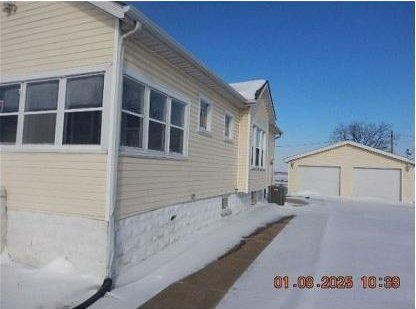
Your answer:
[218,198,415,309]
[91,203,286,308]
[2,198,413,309]
[0,253,99,309]
[0,203,286,309]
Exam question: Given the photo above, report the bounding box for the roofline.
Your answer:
[256,80,276,120]
[89,1,125,18]
[255,80,279,134]
[89,2,249,108]
[284,141,415,165]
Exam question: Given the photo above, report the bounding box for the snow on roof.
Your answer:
[229,80,267,101]
[284,141,415,165]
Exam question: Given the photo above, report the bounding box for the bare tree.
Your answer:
[330,121,399,151]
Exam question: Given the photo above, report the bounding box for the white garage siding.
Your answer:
[298,166,340,197]
[353,168,401,202]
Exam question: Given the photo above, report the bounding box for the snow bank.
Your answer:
[1,253,99,309]
[92,203,288,309]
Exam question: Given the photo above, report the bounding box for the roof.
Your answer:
[284,141,415,165]
[90,2,281,135]
[89,2,248,108]
[229,80,267,101]
[230,79,278,123]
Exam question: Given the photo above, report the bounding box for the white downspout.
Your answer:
[105,19,141,279]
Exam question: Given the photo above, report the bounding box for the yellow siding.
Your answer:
[117,40,241,218]
[0,152,107,219]
[288,144,415,203]
[267,128,275,186]
[236,109,250,192]
[1,1,116,75]
[0,2,115,220]
[248,94,270,192]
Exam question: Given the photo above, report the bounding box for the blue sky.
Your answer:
[133,1,415,170]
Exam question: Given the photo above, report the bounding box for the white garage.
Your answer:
[353,168,401,202]
[285,141,415,203]
[298,166,340,196]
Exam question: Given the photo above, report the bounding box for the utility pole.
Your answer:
[390,130,394,153]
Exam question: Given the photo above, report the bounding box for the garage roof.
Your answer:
[284,141,415,165]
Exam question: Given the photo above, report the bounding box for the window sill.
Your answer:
[0,144,106,154]
[197,128,213,138]
[250,167,266,171]
[119,147,188,161]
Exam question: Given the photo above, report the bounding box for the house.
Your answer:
[0,2,280,280]
[285,141,415,203]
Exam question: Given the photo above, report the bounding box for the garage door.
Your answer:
[353,168,401,202]
[298,166,340,196]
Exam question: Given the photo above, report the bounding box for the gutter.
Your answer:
[73,18,141,309]
[121,5,249,108]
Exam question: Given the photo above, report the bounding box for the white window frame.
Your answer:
[0,83,22,144]
[22,78,60,145]
[224,111,234,141]
[147,87,168,153]
[169,98,187,154]
[0,66,109,153]
[62,73,105,146]
[119,72,190,159]
[120,75,145,149]
[198,96,213,134]
[251,124,267,170]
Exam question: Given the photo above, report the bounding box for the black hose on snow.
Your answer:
[72,277,113,309]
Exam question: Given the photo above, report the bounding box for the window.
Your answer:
[0,84,20,143]
[120,76,187,155]
[23,80,59,144]
[199,99,211,131]
[224,113,233,139]
[148,90,167,151]
[169,99,186,153]
[121,77,145,148]
[0,72,105,147]
[251,125,266,168]
[63,75,104,144]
